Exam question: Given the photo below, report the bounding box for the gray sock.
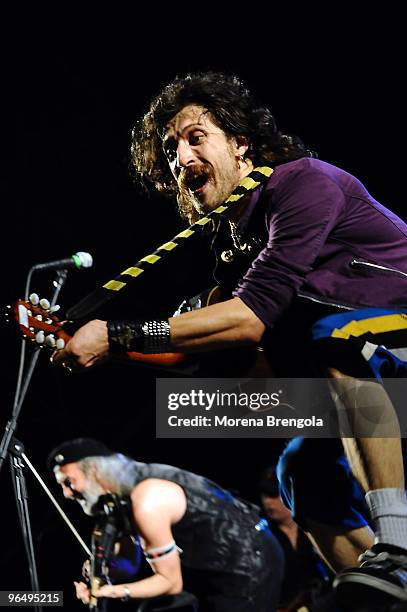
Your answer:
[365,488,407,549]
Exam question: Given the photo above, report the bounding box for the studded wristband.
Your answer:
[141,320,172,353]
[107,320,171,354]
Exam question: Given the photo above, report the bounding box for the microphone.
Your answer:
[31,251,93,271]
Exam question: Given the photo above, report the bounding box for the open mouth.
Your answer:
[183,167,212,194]
[73,491,86,502]
[187,174,208,193]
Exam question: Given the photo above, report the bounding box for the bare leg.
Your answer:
[324,373,407,604]
[327,368,404,493]
[305,518,374,571]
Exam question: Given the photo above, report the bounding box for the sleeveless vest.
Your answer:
[131,462,266,575]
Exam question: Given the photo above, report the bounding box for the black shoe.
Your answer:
[333,544,407,609]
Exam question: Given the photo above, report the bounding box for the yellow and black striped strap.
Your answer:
[67,166,273,320]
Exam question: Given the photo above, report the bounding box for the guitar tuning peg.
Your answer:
[39,298,51,310]
[35,331,45,344]
[45,318,52,325]
[56,338,65,350]
[45,334,56,348]
[36,314,43,321]
[50,305,60,313]
[29,293,40,306]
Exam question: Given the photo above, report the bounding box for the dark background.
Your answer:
[2,2,406,609]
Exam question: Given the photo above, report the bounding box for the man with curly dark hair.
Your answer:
[54,72,407,607]
[131,72,315,223]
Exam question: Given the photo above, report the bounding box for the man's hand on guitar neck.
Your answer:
[51,319,109,370]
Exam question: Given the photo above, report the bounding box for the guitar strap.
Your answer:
[67,166,273,320]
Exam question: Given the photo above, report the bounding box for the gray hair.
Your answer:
[77,454,139,496]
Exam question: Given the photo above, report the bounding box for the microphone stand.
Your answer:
[9,440,42,612]
[0,267,70,608]
[50,269,68,308]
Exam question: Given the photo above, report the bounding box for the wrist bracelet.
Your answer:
[107,320,171,354]
[121,585,131,601]
[141,320,171,353]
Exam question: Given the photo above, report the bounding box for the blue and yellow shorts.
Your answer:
[312,307,407,381]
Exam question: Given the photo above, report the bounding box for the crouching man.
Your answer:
[48,438,283,611]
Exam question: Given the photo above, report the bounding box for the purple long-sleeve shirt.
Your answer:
[232,158,407,327]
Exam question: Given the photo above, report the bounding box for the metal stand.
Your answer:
[51,269,68,308]
[9,440,42,612]
[0,267,70,609]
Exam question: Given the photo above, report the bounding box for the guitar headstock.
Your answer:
[6,294,71,350]
[6,294,186,369]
